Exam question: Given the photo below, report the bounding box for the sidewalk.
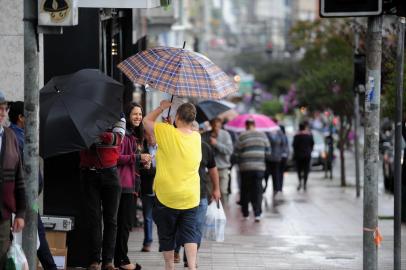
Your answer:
[128,166,406,269]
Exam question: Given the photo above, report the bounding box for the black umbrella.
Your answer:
[40,69,124,158]
[196,100,235,123]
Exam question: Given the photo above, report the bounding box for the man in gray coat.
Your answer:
[202,118,233,202]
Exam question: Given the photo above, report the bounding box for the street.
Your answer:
[127,153,406,269]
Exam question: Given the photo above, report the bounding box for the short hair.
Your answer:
[8,101,24,124]
[210,117,222,126]
[245,118,255,129]
[176,103,196,124]
[299,122,306,131]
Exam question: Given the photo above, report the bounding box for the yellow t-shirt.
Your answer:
[153,122,202,209]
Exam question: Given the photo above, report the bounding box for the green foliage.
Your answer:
[255,61,299,95]
[291,19,354,118]
[260,100,283,116]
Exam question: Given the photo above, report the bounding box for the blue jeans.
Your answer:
[195,198,208,245]
[141,195,155,246]
[175,198,208,254]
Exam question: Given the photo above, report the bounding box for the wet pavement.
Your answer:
[128,155,406,269]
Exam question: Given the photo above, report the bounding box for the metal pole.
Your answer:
[22,0,39,269]
[354,91,361,197]
[363,16,382,270]
[393,16,405,270]
[354,24,361,198]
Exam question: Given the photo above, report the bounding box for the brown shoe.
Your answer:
[141,245,151,252]
[174,252,180,263]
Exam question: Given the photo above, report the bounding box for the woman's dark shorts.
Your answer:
[152,198,198,252]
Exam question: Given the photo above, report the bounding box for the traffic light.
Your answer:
[353,53,366,89]
[320,0,382,17]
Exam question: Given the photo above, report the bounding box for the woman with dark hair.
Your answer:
[115,102,151,270]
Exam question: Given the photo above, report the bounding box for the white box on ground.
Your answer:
[41,215,74,231]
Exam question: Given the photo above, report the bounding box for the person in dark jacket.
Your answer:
[139,132,156,253]
[115,103,150,270]
[0,92,25,269]
[80,115,126,270]
[292,122,314,191]
[8,101,57,270]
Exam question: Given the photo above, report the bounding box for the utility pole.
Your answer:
[393,16,405,270]
[363,15,382,270]
[353,22,361,198]
[22,0,40,269]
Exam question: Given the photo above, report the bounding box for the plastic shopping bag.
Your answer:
[203,200,227,242]
[5,240,29,270]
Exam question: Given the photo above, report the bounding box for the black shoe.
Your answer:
[303,184,307,191]
[297,183,302,191]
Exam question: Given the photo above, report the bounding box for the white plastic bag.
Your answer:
[203,200,227,242]
[6,241,29,270]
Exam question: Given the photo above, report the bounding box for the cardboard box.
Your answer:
[45,231,67,249]
[38,248,68,270]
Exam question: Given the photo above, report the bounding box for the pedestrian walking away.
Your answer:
[175,121,221,268]
[79,114,126,270]
[292,122,314,191]
[233,118,271,222]
[115,103,149,270]
[0,91,26,269]
[8,101,57,270]
[278,125,289,193]
[143,100,201,270]
[202,117,233,202]
[264,128,285,198]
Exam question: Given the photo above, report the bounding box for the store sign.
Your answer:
[38,0,79,26]
[77,0,161,8]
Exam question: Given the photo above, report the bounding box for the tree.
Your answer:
[260,100,283,116]
[291,18,355,186]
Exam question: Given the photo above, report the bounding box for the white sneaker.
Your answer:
[254,216,262,222]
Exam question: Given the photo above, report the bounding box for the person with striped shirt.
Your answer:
[234,118,271,222]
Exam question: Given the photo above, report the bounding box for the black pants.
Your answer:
[37,214,57,270]
[295,158,311,185]
[82,167,122,265]
[114,193,135,266]
[268,161,281,193]
[278,158,287,192]
[240,171,264,217]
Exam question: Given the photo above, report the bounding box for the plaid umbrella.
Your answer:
[117,46,237,99]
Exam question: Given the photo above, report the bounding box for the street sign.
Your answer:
[320,0,382,17]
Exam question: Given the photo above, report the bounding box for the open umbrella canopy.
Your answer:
[224,113,279,133]
[196,100,235,123]
[40,69,124,158]
[117,46,237,99]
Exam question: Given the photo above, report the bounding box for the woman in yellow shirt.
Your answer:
[143,100,201,270]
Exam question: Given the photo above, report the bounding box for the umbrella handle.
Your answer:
[166,95,174,119]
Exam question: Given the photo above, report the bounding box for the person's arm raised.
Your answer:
[143,100,172,137]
